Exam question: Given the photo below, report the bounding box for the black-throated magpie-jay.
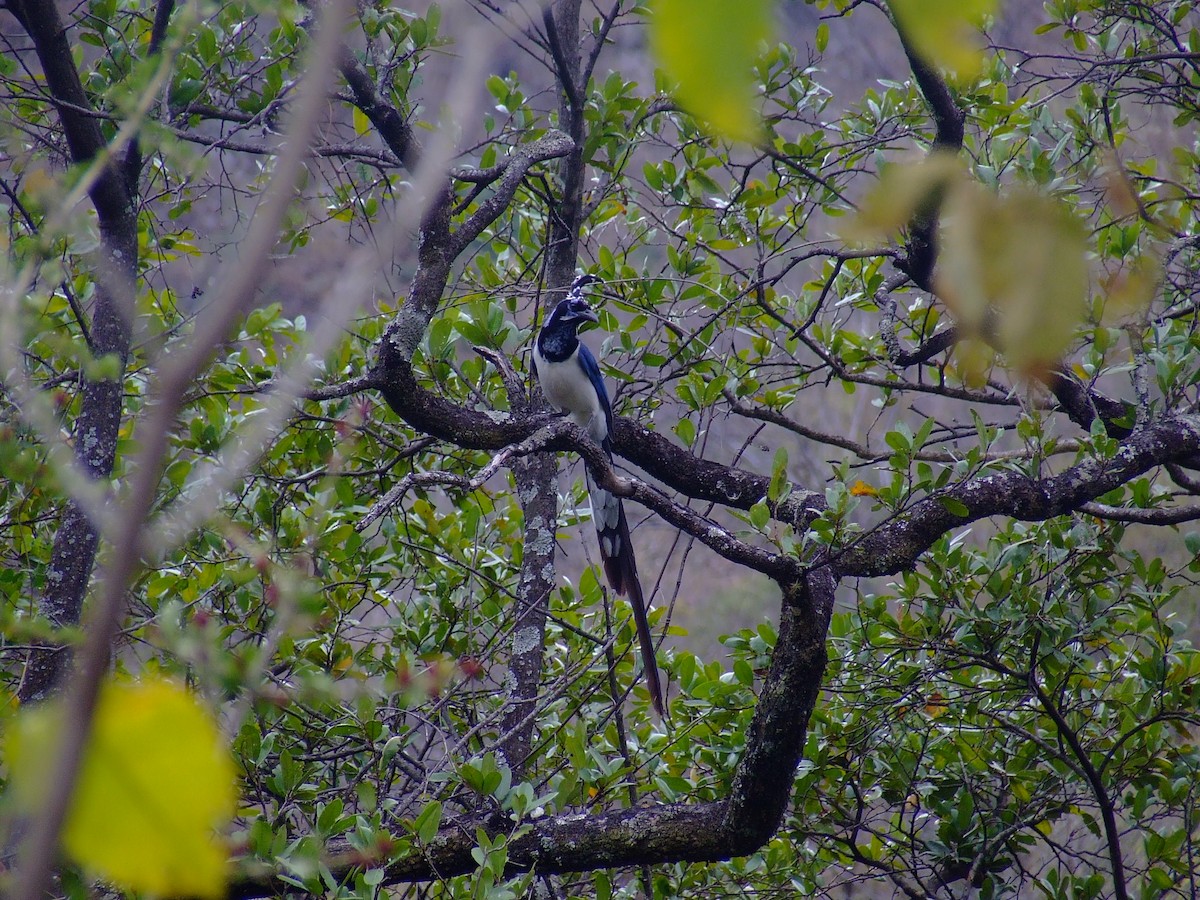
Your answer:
[533,275,664,715]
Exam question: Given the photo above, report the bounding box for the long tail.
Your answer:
[586,469,665,716]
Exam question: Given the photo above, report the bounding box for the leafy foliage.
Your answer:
[1,0,1199,897]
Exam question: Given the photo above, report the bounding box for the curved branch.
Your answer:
[450,130,574,256]
[228,567,834,896]
[890,13,964,291]
[1027,670,1128,899]
[612,418,824,529]
[339,47,420,169]
[833,415,1200,577]
[371,355,825,531]
[380,130,573,364]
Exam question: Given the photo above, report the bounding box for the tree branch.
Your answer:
[338,47,420,169]
[833,415,1200,577]
[370,356,825,532]
[228,567,834,895]
[15,0,141,704]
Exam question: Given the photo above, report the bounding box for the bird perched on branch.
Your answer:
[532,274,664,716]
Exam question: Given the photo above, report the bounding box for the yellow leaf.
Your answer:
[842,151,966,243]
[1101,254,1161,321]
[352,105,371,140]
[890,0,996,78]
[1101,151,1141,218]
[953,338,994,389]
[850,480,879,497]
[923,691,949,718]
[6,678,236,898]
[649,0,773,142]
[938,187,1089,374]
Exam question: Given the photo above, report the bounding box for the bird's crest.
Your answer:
[553,274,602,325]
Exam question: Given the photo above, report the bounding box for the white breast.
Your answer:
[534,348,608,442]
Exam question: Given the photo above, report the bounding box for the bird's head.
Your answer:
[551,274,602,329]
[557,294,600,327]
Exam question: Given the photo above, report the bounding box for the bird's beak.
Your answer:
[579,303,600,324]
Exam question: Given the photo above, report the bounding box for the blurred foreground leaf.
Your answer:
[890,0,996,78]
[938,186,1089,375]
[850,155,1090,377]
[649,0,773,142]
[6,678,235,898]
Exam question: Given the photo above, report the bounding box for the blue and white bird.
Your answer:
[533,274,664,716]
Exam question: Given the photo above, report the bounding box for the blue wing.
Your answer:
[575,344,664,714]
[575,343,613,446]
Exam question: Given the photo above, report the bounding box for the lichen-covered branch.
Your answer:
[833,415,1200,577]
[228,565,834,896]
[14,0,141,705]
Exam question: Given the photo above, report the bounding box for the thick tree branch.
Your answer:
[833,415,1200,577]
[542,0,587,288]
[370,357,824,532]
[542,4,582,114]
[10,0,136,227]
[380,130,573,363]
[890,13,964,291]
[15,0,142,704]
[498,450,557,774]
[228,567,834,895]
[339,47,420,169]
[12,2,352,895]
[121,0,176,186]
[1079,501,1200,524]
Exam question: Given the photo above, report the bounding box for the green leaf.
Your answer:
[1185,532,1200,556]
[649,0,773,141]
[674,416,696,446]
[885,428,912,452]
[937,496,969,517]
[6,678,235,898]
[412,800,443,844]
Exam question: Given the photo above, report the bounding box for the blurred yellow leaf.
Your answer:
[890,0,995,78]
[1101,254,1161,321]
[842,151,966,243]
[953,338,995,389]
[924,691,949,718]
[6,678,235,898]
[938,187,1089,374]
[649,0,773,142]
[1101,152,1142,218]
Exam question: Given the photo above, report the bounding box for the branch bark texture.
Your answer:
[15,0,140,704]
